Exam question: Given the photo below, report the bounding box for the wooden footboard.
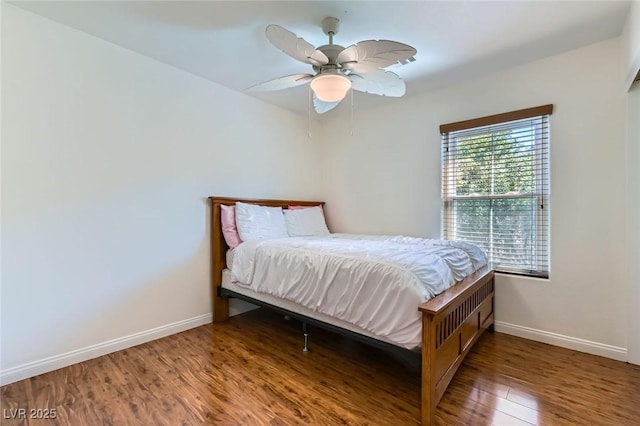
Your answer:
[419,266,495,426]
[209,196,495,425]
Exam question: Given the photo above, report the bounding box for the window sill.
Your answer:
[494,270,550,281]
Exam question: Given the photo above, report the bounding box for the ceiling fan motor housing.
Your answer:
[314,44,346,71]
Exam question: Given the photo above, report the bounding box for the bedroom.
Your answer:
[1,0,639,424]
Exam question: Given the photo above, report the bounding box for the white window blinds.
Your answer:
[441,105,552,278]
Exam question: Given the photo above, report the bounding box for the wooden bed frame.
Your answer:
[209,196,495,426]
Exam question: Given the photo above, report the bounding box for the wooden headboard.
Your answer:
[208,196,325,322]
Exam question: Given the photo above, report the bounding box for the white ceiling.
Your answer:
[10,1,632,115]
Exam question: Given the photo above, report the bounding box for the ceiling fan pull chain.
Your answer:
[350,87,354,137]
[308,85,312,140]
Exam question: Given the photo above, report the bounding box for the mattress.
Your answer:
[224,233,487,349]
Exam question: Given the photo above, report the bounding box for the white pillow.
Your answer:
[235,202,289,241]
[283,206,330,237]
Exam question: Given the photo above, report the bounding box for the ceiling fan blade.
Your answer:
[349,70,406,97]
[266,25,329,66]
[246,73,313,92]
[313,93,341,114]
[338,40,416,74]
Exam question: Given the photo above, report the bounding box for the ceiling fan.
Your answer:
[247,17,417,114]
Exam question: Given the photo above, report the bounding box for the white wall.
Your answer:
[318,100,442,237]
[1,5,319,384]
[627,83,640,365]
[321,37,629,360]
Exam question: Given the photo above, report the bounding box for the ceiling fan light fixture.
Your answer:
[310,72,351,102]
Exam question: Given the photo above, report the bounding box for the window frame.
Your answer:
[440,105,553,278]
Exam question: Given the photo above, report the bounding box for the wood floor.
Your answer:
[2,308,639,425]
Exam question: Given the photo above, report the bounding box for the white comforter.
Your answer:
[229,234,487,349]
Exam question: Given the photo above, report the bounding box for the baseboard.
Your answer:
[495,321,627,362]
[0,313,212,386]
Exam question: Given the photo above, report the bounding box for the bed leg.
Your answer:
[302,322,310,352]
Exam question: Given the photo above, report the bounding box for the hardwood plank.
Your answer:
[490,409,535,426]
[2,309,639,425]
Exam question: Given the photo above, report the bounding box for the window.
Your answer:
[440,105,552,278]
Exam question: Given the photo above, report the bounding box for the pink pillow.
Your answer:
[289,205,325,217]
[220,204,242,248]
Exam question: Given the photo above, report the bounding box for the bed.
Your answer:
[209,196,495,425]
